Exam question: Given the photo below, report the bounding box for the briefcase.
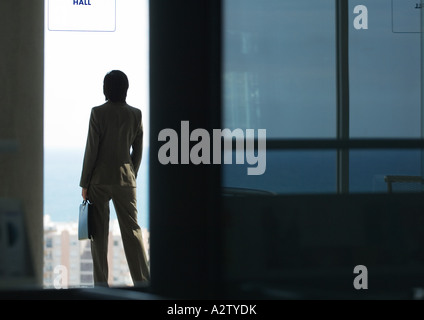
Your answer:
[78,200,94,241]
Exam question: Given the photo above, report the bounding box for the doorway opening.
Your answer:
[43,0,149,288]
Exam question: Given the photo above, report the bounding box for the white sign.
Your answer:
[48,0,116,32]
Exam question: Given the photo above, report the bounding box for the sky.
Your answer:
[44,0,149,150]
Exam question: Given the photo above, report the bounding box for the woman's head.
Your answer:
[103,70,129,102]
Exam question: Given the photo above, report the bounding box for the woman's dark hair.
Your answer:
[103,70,129,102]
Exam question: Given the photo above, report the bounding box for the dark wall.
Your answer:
[0,0,44,287]
[224,193,424,299]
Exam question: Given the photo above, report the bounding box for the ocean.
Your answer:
[43,148,150,229]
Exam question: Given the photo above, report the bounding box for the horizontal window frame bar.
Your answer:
[267,139,424,150]
[224,139,424,150]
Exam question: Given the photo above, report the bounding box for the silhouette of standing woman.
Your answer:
[80,70,150,286]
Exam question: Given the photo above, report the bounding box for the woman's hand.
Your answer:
[82,188,88,201]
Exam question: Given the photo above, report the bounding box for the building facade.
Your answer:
[43,216,149,288]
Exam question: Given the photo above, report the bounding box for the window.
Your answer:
[221,0,424,297]
[80,262,93,272]
[348,0,423,192]
[350,0,421,138]
[223,0,424,195]
[45,237,53,248]
[223,0,337,194]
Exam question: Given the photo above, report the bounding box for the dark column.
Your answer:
[149,0,223,299]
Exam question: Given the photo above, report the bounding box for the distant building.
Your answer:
[43,215,149,288]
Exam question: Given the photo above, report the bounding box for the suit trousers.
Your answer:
[88,184,150,286]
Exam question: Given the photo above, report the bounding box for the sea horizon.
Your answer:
[43,147,150,229]
[44,147,423,228]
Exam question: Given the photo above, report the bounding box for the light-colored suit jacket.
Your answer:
[80,101,143,189]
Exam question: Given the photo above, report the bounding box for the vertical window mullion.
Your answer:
[421,0,424,181]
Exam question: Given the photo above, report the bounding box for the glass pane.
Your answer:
[223,0,337,194]
[223,0,336,139]
[222,150,337,194]
[349,0,421,138]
